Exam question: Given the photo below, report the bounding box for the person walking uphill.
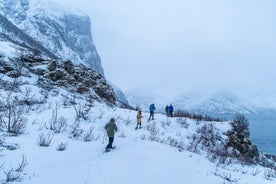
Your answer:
[148,103,156,122]
[135,110,143,130]
[104,118,118,151]
[168,104,174,117]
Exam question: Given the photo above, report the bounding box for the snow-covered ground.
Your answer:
[1,94,275,184]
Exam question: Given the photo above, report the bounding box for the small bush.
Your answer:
[146,122,160,142]
[83,127,99,142]
[166,136,185,151]
[0,93,27,136]
[176,117,189,128]
[73,103,91,121]
[38,133,53,147]
[264,168,276,180]
[69,121,83,139]
[188,123,221,153]
[1,155,28,184]
[57,142,67,151]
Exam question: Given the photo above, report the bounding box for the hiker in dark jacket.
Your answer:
[148,103,156,122]
[168,104,174,117]
[104,118,118,151]
[165,105,169,116]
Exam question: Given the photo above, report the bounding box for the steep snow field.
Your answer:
[1,96,275,184]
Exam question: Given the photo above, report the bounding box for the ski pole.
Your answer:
[102,131,106,144]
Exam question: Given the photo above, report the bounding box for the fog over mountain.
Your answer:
[52,0,276,101]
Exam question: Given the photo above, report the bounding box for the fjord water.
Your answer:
[248,115,276,155]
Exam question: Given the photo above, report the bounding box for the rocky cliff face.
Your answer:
[0,0,118,105]
[0,49,116,104]
[0,0,104,75]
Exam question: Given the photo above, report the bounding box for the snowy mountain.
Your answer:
[125,88,169,112]
[0,14,57,59]
[191,90,258,116]
[0,0,104,75]
[109,82,130,107]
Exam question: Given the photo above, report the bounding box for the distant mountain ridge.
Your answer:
[125,89,276,116]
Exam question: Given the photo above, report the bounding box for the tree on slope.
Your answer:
[226,114,258,163]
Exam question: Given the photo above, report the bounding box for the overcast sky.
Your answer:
[53,0,276,99]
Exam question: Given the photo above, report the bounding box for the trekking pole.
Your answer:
[102,131,106,144]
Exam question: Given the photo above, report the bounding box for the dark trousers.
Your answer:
[106,137,114,149]
[169,110,173,117]
[148,111,154,121]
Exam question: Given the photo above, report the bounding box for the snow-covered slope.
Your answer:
[0,0,104,75]
[1,97,275,184]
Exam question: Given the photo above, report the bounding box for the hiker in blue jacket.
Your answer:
[168,104,174,117]
[148,103,156,122]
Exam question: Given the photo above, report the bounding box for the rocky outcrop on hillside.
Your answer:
[0,55,116,104]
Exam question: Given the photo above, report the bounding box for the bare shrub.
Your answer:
[140,134,146,140]
[61,94,77,108]
[15,155,28,172]
[21,87,33,106]
[187,123,221,154]
[161,119,171,128]
[174,109,223,122]
[47,103,67,133]
[176,117,189,128]
[98,110,104,119]
[38,133,53,147]
[214,168,240,184]
[0,136,5,145]
[69,121,83,139]
[1,155,28,184]
[39,89,49,100]
[167,136,185,151]
[57,142,67,151]
[83,127,99,142]
[264,168,276,180]
[190,123,221,152]
[252,168,261,176]
[0,94,27,135]
[210,146,234,165]
[174,109,191,118]
[73,103,91,121]
[124,117,131,126]
[146,122,160,142]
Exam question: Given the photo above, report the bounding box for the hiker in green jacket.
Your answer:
[104,118,118,151]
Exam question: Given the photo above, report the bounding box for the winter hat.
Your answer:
[110,118,115,123]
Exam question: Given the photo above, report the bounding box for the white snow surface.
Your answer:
[0,41,20,58]
[0,94,274,184]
